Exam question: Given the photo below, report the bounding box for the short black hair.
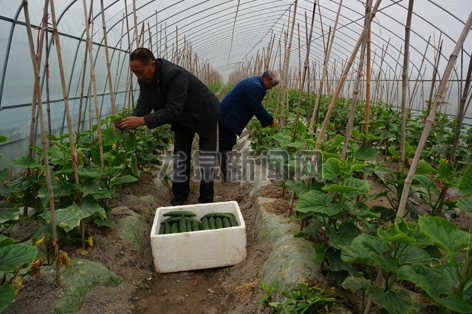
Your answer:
[130,48,156,65]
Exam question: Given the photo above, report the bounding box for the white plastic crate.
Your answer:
[150,201,247,273]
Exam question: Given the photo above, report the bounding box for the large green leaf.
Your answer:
[350,161,369,172]
[326,221,362,249]
[438,159,454,177]
[75,182,115,199]
[124,132,136,151]
[342,276,371,293]
[77,167,104,179]
[90,144,101,165]
[405,223,433,246]
[0,207,20,224]
[416,159,437,175]
[394,243,431,265]
[374,166,395,174]
[0,284,16,313]
[0,244,37,272]
[457,197,472,214]
[110,175,138,186]
[377,217,415,243]
[418,216,469,262]
[344,177,370,199]
[398,263,472,313]
[366,286,412,314]
[459,163,472,196]
[10,156,40,169]
[344,202,381,219]
[322,184,359,193]
[0,168,9,181]
[413,175,439,194]
[351,233,398,272]
[7,176,32,191]
[112,151,127,168]
[94,212,114,228]
[293,182,309,198]
[0,185,18,197]
[370,206,396,222]
[326,248,351,272]
[341,246,370,264]
[40,208,82,229]
[294,190,332,214]
[68,196,106,219]
[354,144,380,161]
[322,158,341,180]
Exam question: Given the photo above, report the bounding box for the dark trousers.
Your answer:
[172,123,216,203]
[218,122,237,179]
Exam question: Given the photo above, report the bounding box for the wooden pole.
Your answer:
[100,0,116,120]
[23,0,61,286]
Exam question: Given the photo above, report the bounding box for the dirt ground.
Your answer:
[4,156,471,314]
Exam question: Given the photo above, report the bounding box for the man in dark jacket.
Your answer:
[218,70,279,180]
[117,48,219,206]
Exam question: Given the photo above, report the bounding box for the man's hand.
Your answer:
[116,116,145,130]
[271,119,279,126]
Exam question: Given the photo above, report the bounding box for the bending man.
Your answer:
[117,48,219,206]
[218,70,279,180]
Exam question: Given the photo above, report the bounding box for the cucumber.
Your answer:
[161,217,199,225]
[163,211,196,217]
[165,222,172,234]
[209,217,216,229]
[201,217,210,230]
[201,212,234,220]
[229,218,238,227]
[215,217,223,229]
[186,220,192,232]
[223,218,231,228]
[171,223,179,233]
[159,224,166,234]
[179,214,187,233]
[192,220,200,231]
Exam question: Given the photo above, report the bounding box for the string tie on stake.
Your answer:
[437,179,451,201]
[34,15,52,61]
[342,70,364,79]
[373,14,382,36]
[71,153,77,163]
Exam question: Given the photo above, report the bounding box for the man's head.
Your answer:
[129,48,156,83]
[262,70,280,90]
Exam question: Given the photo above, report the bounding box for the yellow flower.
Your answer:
[444,135,447,138]
[35,236,45,244]
[434,132,437,136]
[148,167,151,172]
[88,237,94,247]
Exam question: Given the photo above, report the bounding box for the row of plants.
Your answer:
[249,88,472,313]
[0,109,173,312]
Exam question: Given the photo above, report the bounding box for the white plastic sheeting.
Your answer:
[0,0,472,170]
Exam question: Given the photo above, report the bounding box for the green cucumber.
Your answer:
[159,224,166,234]
[229,218,238,227]
[201,212,234,220]
[179,214,187,233]
[186,220,192,232]
[163,211,196,217]
[171,223,179,233]
[161,217,199,225]
[223,218,231,228]
[215,217,223,229]
[165,222,172,234]
[209,217,216,229]
[192,220,200,231]
[201,217,210,230]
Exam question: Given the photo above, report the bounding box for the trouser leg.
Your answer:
[218,121,237,181]
[198,124,217,203]
[172,125,195,201]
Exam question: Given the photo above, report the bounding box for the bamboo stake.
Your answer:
[113,13,125,106]
[155,11,158,56]
[428,37,443,107]
[396,11,472,219]
[363,5,372,143]
[132,0,139,46]
[45,22,51,142]
[82,0,105,172]
[400,0,414,174]
[100,0,116,120]
[23,0,61,286]
[76,17,90,141]
[124,0,135,109]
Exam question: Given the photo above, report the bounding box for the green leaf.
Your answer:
[0,185,18,197]
[354,144,380,160]
[0,236,16,248]
[110,175,138,186]
[112,151,127,168]
[260,280,269,293]
[0,135,7,143]
[77,167,105,179]
[350,161,369,172]
[374,166,395,174]
[124,132,136,151]
[394,243,431,265]
[351,233,398,272]
[413,175,439,194]
[342,277,371,293]
[344,178,370,199]
[0,284,16,313]
[322,158,341,180]
[405,203,423,221]
[457,197,472,214]
[70,196,106,219]
[370,206,396,222]
[94,212,114,228]
[406,223,433,246]
[40,208,82,229]
[326,221,361,249]
[341,246,369,264]
[389,147,400,158]
[416,159,437,175]
[418,216,469,262]
[0,207,20,224]
[293,182,309,198]
[75,182,115,199]
[90,144,101,165]
[0,244,37,272]
[295,190,332,214]
[322,184,359,193]
[377,217,415,243]
[366,286,412,314]
[380,131,395,140]
[459,163,472,196]
[7,176,32,191]
[9,156,40,169]
[0,168,9,181]
[344,202,381,219]
[438,159,454,177]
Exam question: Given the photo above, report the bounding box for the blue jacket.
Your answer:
[219,76,273,136]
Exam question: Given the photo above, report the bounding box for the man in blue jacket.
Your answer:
[117,48,219,206]
[218,70,279,180]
